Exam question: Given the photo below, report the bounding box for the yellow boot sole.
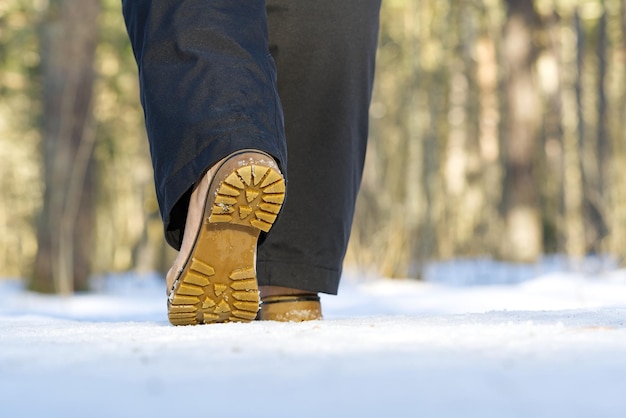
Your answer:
[167,152,285,326]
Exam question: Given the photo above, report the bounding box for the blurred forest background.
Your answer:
[2,0,626,293]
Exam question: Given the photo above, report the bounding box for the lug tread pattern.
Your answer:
[208,165,285,232]
[168,260,262,326]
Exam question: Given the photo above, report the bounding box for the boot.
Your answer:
[257,286,322,321]
[166,150,285,326]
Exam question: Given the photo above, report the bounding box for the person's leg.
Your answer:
[123,0,288,325]
[258,0,381,295]
[122,0,286,250]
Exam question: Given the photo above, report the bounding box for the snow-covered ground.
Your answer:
[2,258,626,418]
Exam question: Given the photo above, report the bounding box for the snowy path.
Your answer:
[2,264,626,417]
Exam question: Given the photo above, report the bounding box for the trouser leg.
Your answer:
[257,0,381,294]
[122,0,287,249]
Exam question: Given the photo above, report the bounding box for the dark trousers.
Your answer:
[123,0,381,294]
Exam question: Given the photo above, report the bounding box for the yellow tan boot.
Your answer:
[166,150,285,326]
[258,293,322,322]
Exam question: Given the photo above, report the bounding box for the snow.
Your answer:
[2,258,626,418]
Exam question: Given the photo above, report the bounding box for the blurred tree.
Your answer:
[0,1,42,279]
[500,0,542,262]
[30,0,100,293]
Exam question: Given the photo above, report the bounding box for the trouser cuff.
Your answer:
[257,260,341,295]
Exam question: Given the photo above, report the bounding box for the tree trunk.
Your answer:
[31,0,100,294]
[585,6,609,253]
[561,9,586,260]
[539,10,564,254]
[500,0,542,262]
